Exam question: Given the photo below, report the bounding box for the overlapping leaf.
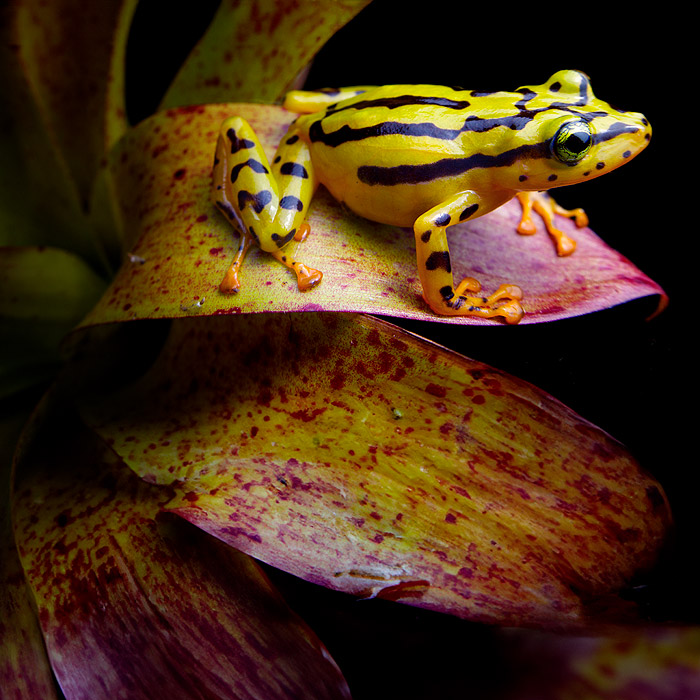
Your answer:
[0,0,682,696]
[0,408,58,699]
[0,0,136,269]
[82,312,671,629]
[79,103,664,329]
[0,1,369,695]
[11,394,351,699]
[8,0,136,206]
[159,0,372,109]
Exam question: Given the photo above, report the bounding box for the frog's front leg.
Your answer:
[212,116,322,293]
[515,191,588,257]
[414,192,524,324]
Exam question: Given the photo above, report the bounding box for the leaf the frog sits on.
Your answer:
[212,70,651,323]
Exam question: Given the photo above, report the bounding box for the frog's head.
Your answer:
[511,70,651,191]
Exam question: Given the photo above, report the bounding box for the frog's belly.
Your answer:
[319,172,466,228]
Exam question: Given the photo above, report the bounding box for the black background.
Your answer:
[126,2,694,697]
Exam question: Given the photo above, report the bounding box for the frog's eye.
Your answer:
[551,119,592,164]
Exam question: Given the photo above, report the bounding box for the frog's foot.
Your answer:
[269,248,323,291]
[294,263,323,291]
[515,191,585,257]
[427,279,524,324]
[219,232,254,293]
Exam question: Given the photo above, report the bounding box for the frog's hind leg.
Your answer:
[213,116,279,292]
[265,125,322,290]
[413,194,524,324]
[213,116,322,293]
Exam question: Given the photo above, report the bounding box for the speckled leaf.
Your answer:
[82,312,671,630]
[0,409,58,699]
[493,626,700,699]
[159,0,371,109]
[11,398,350,700]
[80,104,664,329]
[0,246,106,398]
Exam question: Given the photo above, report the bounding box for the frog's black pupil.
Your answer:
[566,132,589,153]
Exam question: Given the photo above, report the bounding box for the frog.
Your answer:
[212,69,651,323]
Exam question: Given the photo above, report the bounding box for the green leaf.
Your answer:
[7,0,136,206]
[82,312,672,630]
[0,246,106,398]
[0,0,137,270]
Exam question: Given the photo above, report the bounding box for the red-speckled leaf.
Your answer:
[79,104,664,328]
[0,409,58,699]
[12,396,350,699]
[159,0,371,109]
[492,626,700,699]
[82,312,672,630]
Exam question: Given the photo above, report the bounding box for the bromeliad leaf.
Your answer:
[12,395,350,699]
[82,312,672,629]
[80,104,664,328]
[159,0,372,109]
[8,0,136,201]
[0,408,58,699]
[492,626,700,699]
[1,0,136,269]
[0,246,106,398]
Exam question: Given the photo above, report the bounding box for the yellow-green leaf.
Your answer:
[9,0,136,206]
[159,0,372,109]
[80,103,664,328]
[0,0,136,269]
[493,626,700,699]
[82,312,671,629]
[0,246,106,398]
[12,397,350,699]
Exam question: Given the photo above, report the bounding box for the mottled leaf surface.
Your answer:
[0,409,58,700]
[80,104,664,329]
[495,626,700,700]
[159,0,371,109]
[83,312,671,629]
[9,0,136,206]
[12,399,350,700]
[0,246,106,398]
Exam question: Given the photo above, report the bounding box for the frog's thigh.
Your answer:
[214,117,321,292]
[214,117,278,292]
[263,128,323,291]
[214,116,277,235]
[413,193,524,324]
[265,131,318,252]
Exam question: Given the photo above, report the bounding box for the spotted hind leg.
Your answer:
[212,116,322,292]
[414,193,524,324]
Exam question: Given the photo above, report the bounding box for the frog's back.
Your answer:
[288,71,650,226]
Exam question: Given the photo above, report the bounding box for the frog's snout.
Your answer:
[633,111,652,143]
